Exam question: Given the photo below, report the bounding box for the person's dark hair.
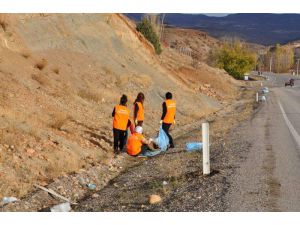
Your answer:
[134,92,145,104]
[165,92,172,99]
[120,94,128,105]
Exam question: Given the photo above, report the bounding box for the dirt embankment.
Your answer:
[73,85,256,212]
[0,13,240,200]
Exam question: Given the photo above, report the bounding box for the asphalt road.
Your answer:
[225,73,300,211]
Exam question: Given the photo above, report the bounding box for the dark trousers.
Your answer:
[162,123,174,148]
[113,128,127,153]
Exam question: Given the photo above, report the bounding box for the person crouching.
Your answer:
[127,126,152,157]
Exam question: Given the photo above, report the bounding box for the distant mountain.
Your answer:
[125,13,300,46]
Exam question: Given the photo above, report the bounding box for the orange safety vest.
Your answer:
[136,102,144,121]
[163,99,176,124]
[127,132,144,156]
[113,105,130,131]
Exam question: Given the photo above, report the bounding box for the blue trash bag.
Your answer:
[154,126,169,151]
[186,142,203,152]
[141,149,162,157]
[139,126,170,157]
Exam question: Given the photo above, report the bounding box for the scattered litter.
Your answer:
[186,142,203,151]
[149,194,161,204]
[261,87,269,94]
[162,181,168,186]
[34,184,76,205]
[260,95,267,102]
[263,87,269,93]
[2,197,18,205]
[86,183,96,190]
[50,202,71,212]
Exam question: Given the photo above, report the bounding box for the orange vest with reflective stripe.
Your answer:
[113,105,130,131]
[127,133,144,156]
[163,99,176,124]
[136,102,144,121]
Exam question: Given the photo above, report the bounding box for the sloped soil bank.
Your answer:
[1,85,256,212]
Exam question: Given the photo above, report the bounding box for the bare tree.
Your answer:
[143,14,166,42]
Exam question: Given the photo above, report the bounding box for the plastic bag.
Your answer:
[186,142,203,152]
[263,87,269,93]
[154,126,169,151]
[138,126,170,157]
[141,149,161,157]
[50,202,71,212]
[2,197,18,205]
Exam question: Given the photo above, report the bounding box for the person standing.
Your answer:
[133,92,145,127]
[112,94,130,154]
[160,92,176,148]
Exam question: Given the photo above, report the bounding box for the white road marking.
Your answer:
[278,101,300,147]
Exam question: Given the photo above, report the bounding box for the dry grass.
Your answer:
[78,89,102,103]
[34,59,47,71]
[31,74,50,86]
[45,152,80,178]
[50,112,72,130]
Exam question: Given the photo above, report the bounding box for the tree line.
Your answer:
[257,44,295,73]
[209,39,299,79]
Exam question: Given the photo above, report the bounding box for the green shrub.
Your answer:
[211,40,256,79]
[136,18,162,55]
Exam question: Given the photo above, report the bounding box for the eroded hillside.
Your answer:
[0,13,239,198]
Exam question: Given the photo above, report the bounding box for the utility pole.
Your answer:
[258,50,264,75]
[297,58,300,76]
[270,56,273,73]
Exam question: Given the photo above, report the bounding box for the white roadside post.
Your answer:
[202,122,210,175]
[256,92,259,102]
